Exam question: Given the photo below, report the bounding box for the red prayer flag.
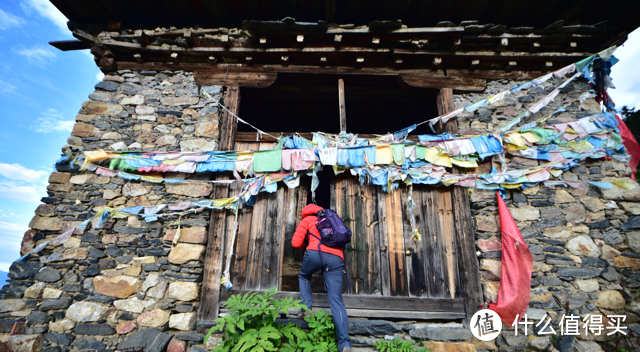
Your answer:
[489,191,533,326]
[616,115,640,181]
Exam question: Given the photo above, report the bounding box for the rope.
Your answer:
[221,204,240,291]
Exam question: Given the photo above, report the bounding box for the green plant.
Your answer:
[374,337,430,352]
[204,287,308,352]
[282,311,338,352]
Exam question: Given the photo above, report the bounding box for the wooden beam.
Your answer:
[49,40,90,51]
[399,73,485,91]
[116,62,561,80]
[436,88,483,328]
[338,78,346,132]
[194,71,277,88]
[220,290,466,312]
[234,132,421,142]
[197,86,240,323]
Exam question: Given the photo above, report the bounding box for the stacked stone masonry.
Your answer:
[1,69,640,352]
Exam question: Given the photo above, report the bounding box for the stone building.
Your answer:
[2,1,640,352]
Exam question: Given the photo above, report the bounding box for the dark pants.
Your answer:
[299,250,351,350]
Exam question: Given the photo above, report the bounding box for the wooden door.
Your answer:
[332,173,462,299]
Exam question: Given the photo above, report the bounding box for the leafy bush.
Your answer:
[374,337,430,352]
[204,287,339,352]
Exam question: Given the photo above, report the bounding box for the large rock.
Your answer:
[409,323,473,341]
[28,216,62,231]
[195,121,218,137]
[168,282,199,301]
[614,256,640,270]
[169,313,196,331]
[34,267,62,282]
[474,215,498,233]
[117,321,137,334]
[39,299,72,311]
[579,197,605,212]
[168,244,205,264]
[566,235,600,257]
[69,174,94,185]
[348,320,402,335]
[564,204,586,223]
[555,190,575,203]
[118,328,173,352]
[0,299,26,313]
[20,230,36,256]
[73,324,116,335]
[65,302,109,323]
[137,309,171,327]
[164,227,207,244]
[167,338,187,352]
[123,183,149,197]
[82,101,124,116]
[49,172,71,184]
[598,177,640,201]
[9,261,43,280]
[93,275,142,298]
[596,290,625,310]
[165,183,213,197]
[556,267,601,279]
[23,282,46,299]
[71,122,98,138]
[510,205,540,221]
[620,202,640,215]
[0,334,43,352]
[114,297,155,313]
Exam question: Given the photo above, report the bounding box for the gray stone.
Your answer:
[81,264,101,277]
[81,233,101,242]
[581,257,606,267]
[117,328,173,352]
[503,334,528,346]
[71,337,106,350]
[27,311,51,325]
[40,299,73,311]
[409,324,473,341]
[0,284,25,299]
[555,267,601,279]
[553,289,587,310]
[89,247,107,259]
[188,347,207,352]
[73,323,116,335]
[587,220,609,229]
[44,333,74,346]
[9,261,43,279]
[513,192,526,203]
[533,219,562,228]
[175,332,205,341]
[106,245,123,257]
[349,320,403,336]
[117,255,134,263]
[95,81,120,92]
[538,276,564,286]
[600,266,621,281]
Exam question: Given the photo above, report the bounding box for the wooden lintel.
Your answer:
[234,132,420,142]
[399,73,485,91]
[194,71,278,88]
[118,62,547,80]
[49,40,91,51]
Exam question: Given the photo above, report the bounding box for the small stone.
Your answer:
[147,282,168,299]
[564,204,586,223]
[555,190,575,203]
[575,279,599,292]
[27,311,51,325]
[117,321,137,334]
[600,244,621,260]
[195,121,218,137]
[167,338,187,352]
[29,216,63,231]
[121,94,145,105]
[114,297,155,313]
[599,177,640,201]
[63,248,89,260]
[73,323,116,335]
[137,309,171,327]
[579,197,605,212]
[23,282,46,299]
[93,275,142,298]
[71,122,98,137]
[474,215,498,233]
[479,259,501,278]
[89,247,107,259]
[164,227,207,244]
[95,81,120,92]
[118,328,172,352]
[168,282,199,301]
[9,261,43,280]
[510,205,540,221]
[169,313,196,331]
[596,290,625,310]
[142,273,161,292]
[123,264,142,276]
[482,281,499,302]
[600,266,620,281]
[161,96,199,106]
[180,138,217,152]
[63,237,81,248]
[168,244,206,264]
[477,239,501,253]
[39,299,73,311]
[65,302,109,323]
[566,235,600,257]
[555,267,601,279]
[0,299,26,313]
[42,288,63,299]
[627,231,640,253]
[136,105,156,115]
[620,202,640,215]
[48,320,76,333]
[156,135,177,146]
[49,172,71,184]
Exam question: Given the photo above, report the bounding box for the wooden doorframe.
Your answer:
[436,88,483,327]
[198,86,240,323]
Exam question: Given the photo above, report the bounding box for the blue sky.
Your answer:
[0,2,639,277]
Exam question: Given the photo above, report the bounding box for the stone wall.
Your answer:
[1,70,639,352]
[1,69,224,352]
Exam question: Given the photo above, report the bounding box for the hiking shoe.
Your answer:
[296,311,311,319]
[340,347,351,352]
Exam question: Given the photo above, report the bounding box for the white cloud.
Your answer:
[30,108,74,133]
[0,162,48,182]
[610,28,640,110]
[0,181,47,203]
[0,8,25,30]
[14,45,57,66]
[95,71,105,82]
[0,80,17,94]
[21,0,69,33]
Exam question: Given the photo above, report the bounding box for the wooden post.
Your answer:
[338,78,346,132]
[436,88,483,327]
[198,86,240,323]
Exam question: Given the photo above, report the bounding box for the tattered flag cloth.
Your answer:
[489,191,534,326]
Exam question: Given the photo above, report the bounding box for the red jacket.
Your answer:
[292,204,344,261]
